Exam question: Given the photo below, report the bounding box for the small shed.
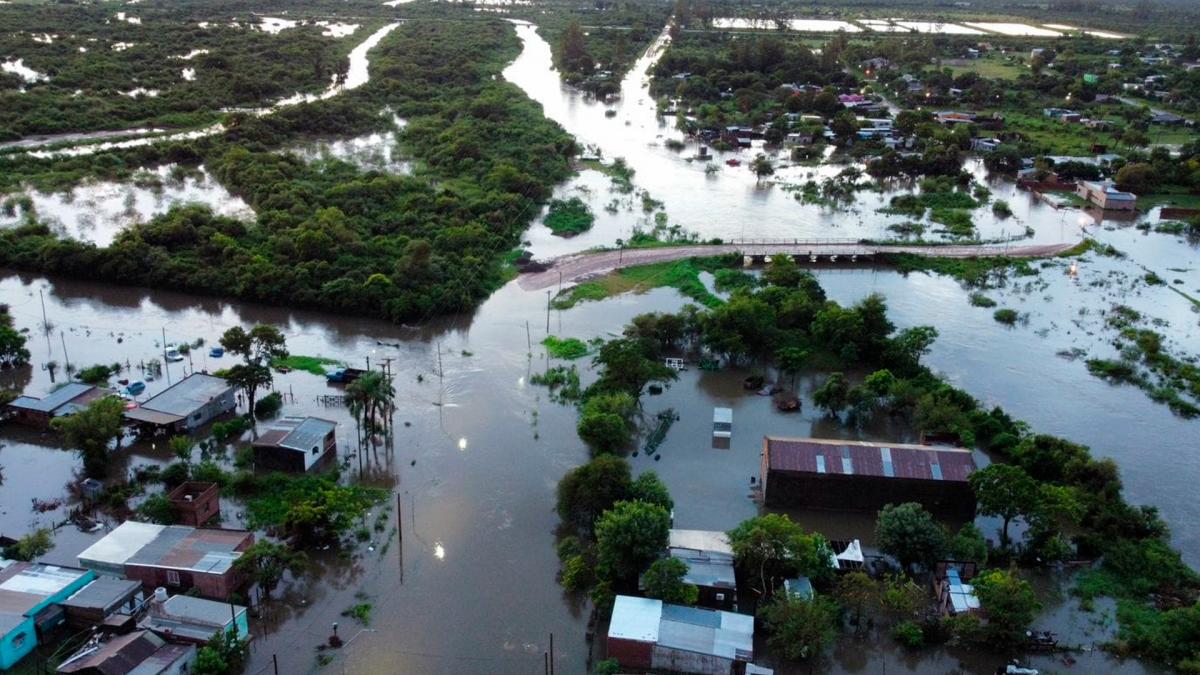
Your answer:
[6,384,113,429]
[252,416,337,473]
[607,596,758,675]
[56,629,195,675]
[167,482,220,527]
[666,530,737,610]
[59,577,145,630]
[139,593,249,645]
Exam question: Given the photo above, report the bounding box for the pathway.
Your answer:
[517,238,1080,290]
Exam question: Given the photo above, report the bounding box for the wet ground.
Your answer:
[0,16,1196,675]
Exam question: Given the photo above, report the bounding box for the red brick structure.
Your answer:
[168,482,220,527]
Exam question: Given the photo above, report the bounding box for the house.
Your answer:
[935,111,975,125]
[78,522,253,599]
[838,94,869,108]
[56,630,195,675]
[1149,111,1185,125]
[666,530,736,610]
[123,373,235,434]
[139,590,249,645]
[252,416,337,473]
[167,482,220,527]
[0,559,95,669]
[607,596,767,675]
[59,577,145,631]
[933,563,981,617]
[859,57,892,72]
[759,437,977,517]
[6,383,113,429]
[1076,180,1137,211]
[971,137,1002,152]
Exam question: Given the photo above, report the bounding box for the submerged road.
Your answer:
[517,239,1081,290]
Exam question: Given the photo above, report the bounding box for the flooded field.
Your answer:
[0,16,1192,675]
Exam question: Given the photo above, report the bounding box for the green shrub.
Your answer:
[254,392,283,419]
[543,197,595,236]
[969,293,997,308]
[893,620,925,648]
[993,308,1019,325]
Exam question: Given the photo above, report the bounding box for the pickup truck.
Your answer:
[324,367,368,384]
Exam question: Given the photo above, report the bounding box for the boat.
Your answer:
[725,158,741,167]
[165,349,184,362]
[209,347,224,358]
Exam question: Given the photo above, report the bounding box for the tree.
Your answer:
[750,154,775,181]
[758,594,839,661]
[234,540,308,596]
[169,436,193,464]
[630,471,673,512]
[6,529,53,561]
[223,364,272,428]
[193,629,248,675]
[886,326,938,374]
[836,571,878,633]
[974,568,1040,644]
[983,144,1023,174]
[346,370,395,440]
[950,523,988,564]
[52,396,125,478]
[595,500,671,584]
[577,391,637,453]
[556,455,632,533]
[970,463,1040,547]
[590,338,676,397]
[0,309,30,368]
[643,557,699,605]
[876,502,947,572]
[560,21,592,74]
[763,255,801,288]
[813,372,849,416]
[879,573,926,622]
[728,514,834,596]
[1115,161,1157,193]
[220,325,288,367]
[776,346,808,390]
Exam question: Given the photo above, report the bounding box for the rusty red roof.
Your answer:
[764,437,976,483]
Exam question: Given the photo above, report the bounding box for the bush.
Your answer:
[75,363,120,385]
[137,493,179,524]
[254,392,283,419]
[211,417,249,442]
[993,308,1019,325]
[6,529,53,561]
[969,293,997,308]
[543,197,595,236]
[893,620,925,648]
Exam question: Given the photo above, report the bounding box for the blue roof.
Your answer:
[9,383,95,413]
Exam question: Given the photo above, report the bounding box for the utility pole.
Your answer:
[549,632,555,675]
[525,320,532,352]
[162,327,172,385]
[436,342,443,380]
[38,289,48,334]
[545,290,551,332]
[60,332,71,376]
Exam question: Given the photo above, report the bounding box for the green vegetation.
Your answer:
[875,502,946,572]
[993,308,1020,325]
[0,307,30,368]
[234,540,308,595]
[552,256,736,309]
[271,355,341,376]
[1084,307,1200,418]
[968,292,997,308]
[530,365,582,402]
[341,601,373,626]
[0,20,575,322]
[243,472,387,545]
[542,335,589,360]
[4,529,53,561]
[542,197,595,236]
[52,396,125,478]
[74,363,121,385]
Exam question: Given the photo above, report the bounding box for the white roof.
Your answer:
[608,595,661,643]
[836,539,864,564]
[78,521,165,567]
[713,408,732,424]
[669,529,733,556]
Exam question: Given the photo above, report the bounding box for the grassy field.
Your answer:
[943,56,1026,80]
[271,355,342,376]
[1138,191,1200,210]
[550,257,734,310]
[994,111,1126,155]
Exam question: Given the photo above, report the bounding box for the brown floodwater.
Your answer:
[0,17,1196,675]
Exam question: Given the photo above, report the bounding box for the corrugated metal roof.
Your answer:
[139,374,231,417]
[608,595,661,643]
[123,408,184,426]
[668,530,733,556]
[669,549,736,589]
[255,416,335,454]
[127,526,249,574]
[128,643,193,674]
[61,577,142,611]
[0,561,90,622]
[79,522,167,568]
[160,595,245,627]
[765,437,975,483]
[57,631,166,674]
[8,383,95,413]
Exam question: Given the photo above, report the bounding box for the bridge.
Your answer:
[517,238,1080,291]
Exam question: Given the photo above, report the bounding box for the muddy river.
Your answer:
[0,18,1196,675]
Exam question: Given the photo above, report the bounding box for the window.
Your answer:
[167,570,180,586]
[191,412,202,421]
[10,631,26,649]
[312,446,319,455]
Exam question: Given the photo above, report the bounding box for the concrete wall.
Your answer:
[651,645,736,675]
[764,471,976,519]
[183,389,236,431]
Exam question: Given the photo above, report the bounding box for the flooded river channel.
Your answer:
[0,18,1196,675]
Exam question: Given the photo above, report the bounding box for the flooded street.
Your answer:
[0,17,1197,675]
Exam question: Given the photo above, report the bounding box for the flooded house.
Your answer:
[606,595,769,675]
[759,437,977,518]
[0,559,95,669]
[167,482,220,527]
[59,577,145,631]
[251,416,337,473]
[1076,180,1137,210]
[5,383,113,429]
[139,589,249,646]
[77,522,253,599]
[665,530,737,611]
[122,373,236,435]
[56,630,195,675]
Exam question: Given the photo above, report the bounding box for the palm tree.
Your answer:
[347,371,395,440]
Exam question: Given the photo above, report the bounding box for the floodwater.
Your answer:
[1,22,401,157]
[963,22,1063,37]
[0,17,1195,675]
[0,164,253,247]
[711,18,862,33]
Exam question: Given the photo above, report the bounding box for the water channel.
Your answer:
[0,17,1196,675]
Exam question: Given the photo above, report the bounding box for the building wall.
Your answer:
[651,645,736,675]
[763,470,976,518]
[8,408,51,429]
[0,571,94,669]
[606,637,653,670]
[253,446,306,473]
[182,389,236,431]
[125,566,240,600]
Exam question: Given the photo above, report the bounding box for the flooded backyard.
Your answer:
[0,16,1196,675]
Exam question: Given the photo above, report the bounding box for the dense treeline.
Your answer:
[0,20,575,321]
[0,4,370,138]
